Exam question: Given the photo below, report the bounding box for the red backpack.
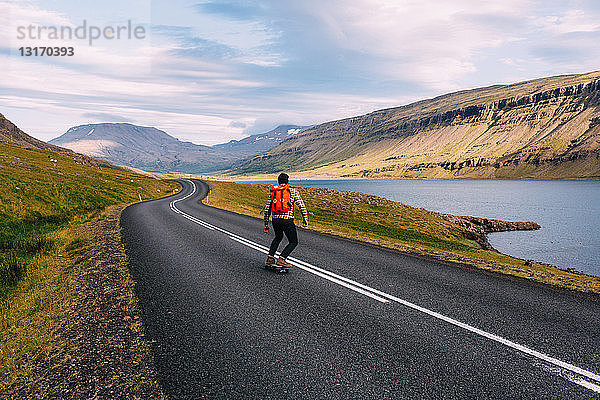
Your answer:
[270,184,292,213]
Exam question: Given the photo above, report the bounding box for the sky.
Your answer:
[0,0,599,145]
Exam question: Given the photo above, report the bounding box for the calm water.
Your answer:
[240,179,600,276]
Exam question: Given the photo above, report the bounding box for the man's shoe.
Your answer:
[266,256,276,266]
[276,257,293,269]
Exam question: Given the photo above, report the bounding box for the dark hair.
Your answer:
[278,173,289,185]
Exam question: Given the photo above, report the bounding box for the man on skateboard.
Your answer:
[263,173,308,270]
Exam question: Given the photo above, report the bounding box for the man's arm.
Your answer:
[263,189,272,232]
[293,189,308,226]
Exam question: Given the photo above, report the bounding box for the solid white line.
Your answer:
[537,363,600,394]
[170,179,600,391]
[228,234,391,303]
[575,379,600,394]
[228,236,389,303]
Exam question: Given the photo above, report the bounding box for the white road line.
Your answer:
[228,234,394,303]
[570,378,600,394]
[537,363,600,394]
[228,236,390,303]
[171,184,389,303]
[170,179,600,393]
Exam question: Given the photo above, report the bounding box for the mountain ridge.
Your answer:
[233,70,600,179]
[213,125,307,157]
[50,122,234,173]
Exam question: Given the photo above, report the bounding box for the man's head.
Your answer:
[278,173,289,185]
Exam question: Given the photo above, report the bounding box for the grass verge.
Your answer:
[203,180,600,296]
[0,206,166,397]
[0,143,177,397]
[0,142,177,292]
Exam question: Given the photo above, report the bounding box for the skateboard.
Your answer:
[265,263,290,273]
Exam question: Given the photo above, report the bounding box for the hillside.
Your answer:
[0,113,67,153]
[0,116,176,396]
[213,125,307,157]
[0,114,177,291]
[234,71,600,179]
[0,141,177,288]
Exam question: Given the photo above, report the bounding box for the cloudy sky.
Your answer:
[0,0,599,145]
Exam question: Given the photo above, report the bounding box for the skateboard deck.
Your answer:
[265,264,290,273]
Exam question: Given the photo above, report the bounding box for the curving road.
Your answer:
[120,179,600,399]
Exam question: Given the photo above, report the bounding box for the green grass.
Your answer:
[0,143,176,394]
[0,142,178,295]
[316,212,475,252]
[0,217,61,288]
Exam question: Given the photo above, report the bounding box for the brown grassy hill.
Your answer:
[234,71,600,179]
[0,113,68,153]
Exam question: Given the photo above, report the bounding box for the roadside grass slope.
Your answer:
[203,180,600,295]
[0,143,176,292]
[0,142,177,395]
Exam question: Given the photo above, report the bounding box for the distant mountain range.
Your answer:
[234,71,600,179]
[10,70,600,180]
[213,125,307,157]
[49,123,306,173]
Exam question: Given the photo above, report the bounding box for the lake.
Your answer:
[239,179,600,277]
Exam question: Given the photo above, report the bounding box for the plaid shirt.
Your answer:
[263,186,308,224]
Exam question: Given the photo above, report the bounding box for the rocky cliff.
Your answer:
[234,71,600,179]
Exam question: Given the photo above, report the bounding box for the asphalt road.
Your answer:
[120,179,600,399]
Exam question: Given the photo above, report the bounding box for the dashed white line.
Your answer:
[170,179,600,393]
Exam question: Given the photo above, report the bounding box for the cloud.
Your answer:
[524,6,600,73]
[270,0,530,90]
[533,9,600,35]
[82,112,134,122]
[154,25,240,59]
[528,31,600,70]
[1,0,600,147]
[195,1,264,21]
[229,120,246,128]
[156,0,534,95]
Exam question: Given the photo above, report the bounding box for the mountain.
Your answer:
[50,123,240,173]
[234,71,600,179]
[213,125,307,157]
[50,123,307,174]
[0,113,68,153]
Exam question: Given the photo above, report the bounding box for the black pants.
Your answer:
[269,218,298,259]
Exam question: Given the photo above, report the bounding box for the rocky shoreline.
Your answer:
[434,212,541,250]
